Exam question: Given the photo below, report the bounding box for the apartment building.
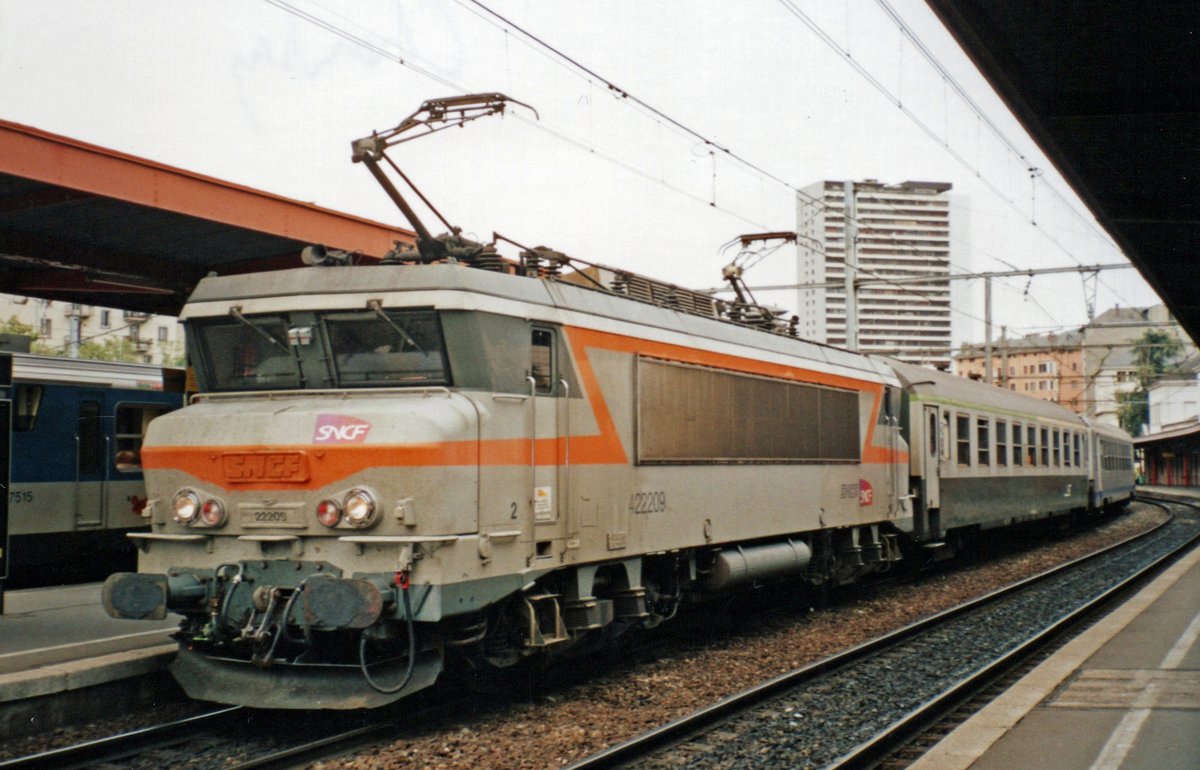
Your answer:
[795,179,962,368]
[0,294,184,365]
[956,331,1086,412]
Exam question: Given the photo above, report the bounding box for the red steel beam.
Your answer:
[0,119,414,257]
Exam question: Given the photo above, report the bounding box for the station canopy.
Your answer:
[926,0,1200,345]
[0,119,413,316]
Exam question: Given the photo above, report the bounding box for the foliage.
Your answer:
[1130,328,1182,389]
[1116,329,1184,436]
[1116,390,1148,437]
[75,336,145,363]
[0,315,36,337]
[158,339,187,367]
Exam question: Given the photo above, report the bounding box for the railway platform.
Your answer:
[911,486,1200,770]
[0,581,175,704]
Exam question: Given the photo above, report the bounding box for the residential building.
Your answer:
[953,303,1195,426]
[0,294,184,365]
[955,331,1086,412]
[795,179,964,369]
[1147,353,1200,435]
[1082,305,1194,426]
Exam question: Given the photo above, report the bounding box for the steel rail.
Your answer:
[0,706,243,770]
[829,502,1199,769]
[563,506,1180,770]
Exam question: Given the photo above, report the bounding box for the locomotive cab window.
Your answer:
[194,315,299,391]
[325,309,448,387]
[531,328,556,394]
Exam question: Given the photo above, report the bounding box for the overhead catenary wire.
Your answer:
[264,0,1126,341]
[774,0,1105,276]
[260,0,772,230]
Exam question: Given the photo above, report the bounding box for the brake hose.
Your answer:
[359,577,417,694]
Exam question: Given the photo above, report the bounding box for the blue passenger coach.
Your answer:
[2,353,184,586]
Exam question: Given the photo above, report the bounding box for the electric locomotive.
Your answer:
[101,94,1133,709]
[102,256,913,708]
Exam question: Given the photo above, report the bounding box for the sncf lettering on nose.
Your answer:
[314,415,372,444]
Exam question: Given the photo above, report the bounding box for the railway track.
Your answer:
[2,501,1186,770]
[563,499,1200,770]
[0,702,418,770]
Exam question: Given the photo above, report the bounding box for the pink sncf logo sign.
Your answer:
[313,414,372,444]
[859,479,874,507]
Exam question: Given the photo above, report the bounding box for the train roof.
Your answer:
[1081,416,1135,441]
[4,352,177,390]
[885,357,1089,426]
[183,263,897,385]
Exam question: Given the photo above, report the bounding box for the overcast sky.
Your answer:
[0,1,1163,349]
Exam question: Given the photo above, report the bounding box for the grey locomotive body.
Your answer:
[102,262,1133,709]
[100,94,1133,709]
[104,263,913,708]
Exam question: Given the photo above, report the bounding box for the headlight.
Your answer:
[172,490,200,524]
[199,499,226,528]
[316,499,343,528]
[343,489,377,528]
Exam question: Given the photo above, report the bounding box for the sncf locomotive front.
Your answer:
[102,269,530,709]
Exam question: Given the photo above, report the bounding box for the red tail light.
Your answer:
[316,499,342,528]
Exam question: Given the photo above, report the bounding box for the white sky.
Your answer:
[0,0,1164,351]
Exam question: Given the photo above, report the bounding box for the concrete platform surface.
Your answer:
[911,537,1200,770]
[0,581,177,702]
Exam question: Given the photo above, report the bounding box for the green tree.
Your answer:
[75,336,144,363]
[0,315,36,337]
[1116,329,1183,436]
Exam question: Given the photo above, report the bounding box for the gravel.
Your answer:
[0,507,1166,768]
[309,506,1165,770]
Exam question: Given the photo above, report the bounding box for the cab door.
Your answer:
[922,404,942,512]
[529,327,566,557]
[74,395,107,528]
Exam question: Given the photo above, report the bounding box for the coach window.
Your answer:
[114,404,172,472]
[78,400,103,475]
[531,328,556,394]
[1012,421,1023,466]
[956,414,971,466]
[996,421,1008,467]
[977,417,990,466]
[1027,425,1038,466]
[1074,433,1082,467]
[927,410,938,456]
[1040,427,1050,466]
[1053,430,1061,467]
[12,384,43,432]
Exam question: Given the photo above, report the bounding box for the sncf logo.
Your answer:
[859,479,874,507]
[314,414,372,444]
